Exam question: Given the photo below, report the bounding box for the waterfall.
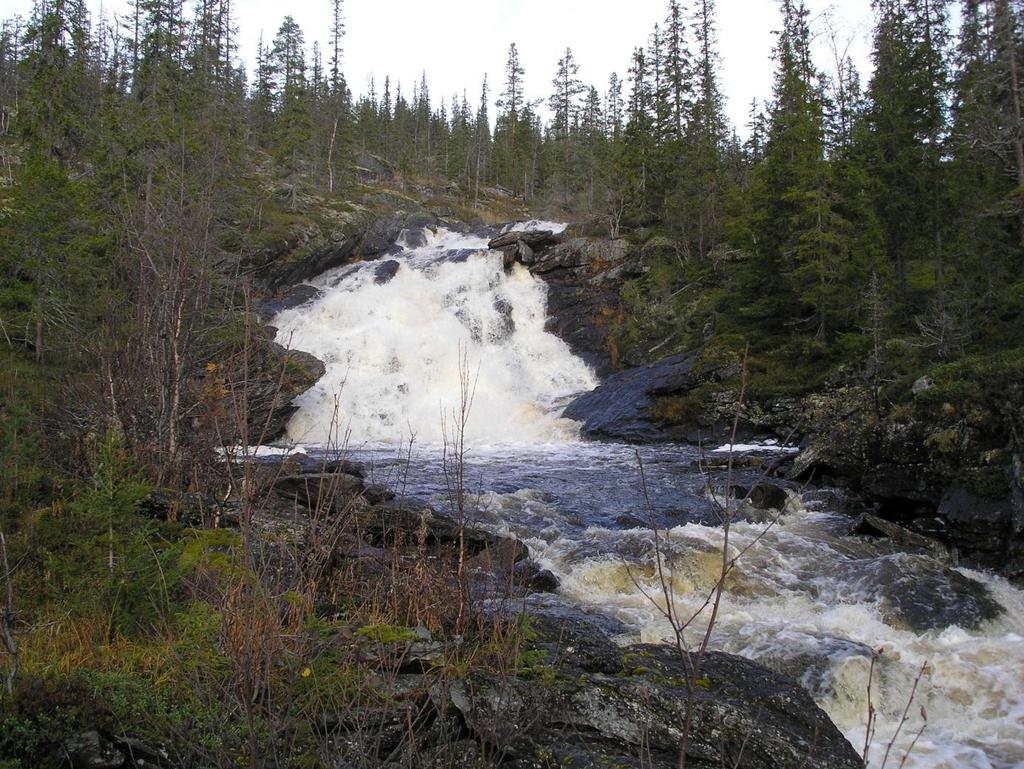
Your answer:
[271,225,596,446]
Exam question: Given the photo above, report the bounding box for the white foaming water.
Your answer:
[337,440,1024,769]
[502,219,569,235]
[271,221,1024,768]
[507,503,1024,769]
[271,227,596,445]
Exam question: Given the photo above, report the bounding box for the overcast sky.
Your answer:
[6,0,878,131]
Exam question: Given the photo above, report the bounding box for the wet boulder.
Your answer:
[260,231,364,291]
[513,561,560,593]
[500,239,534,271]
[397,228,429,249]
[286,454,365,478]
[747,632,875,703]
[939,485,1022,575]
[563,352,715,443]
[357,214,406,258]
[735,482,792,512]
[360,502,530,563]
[489,296,516,341]
[869,553,1003,632]
[851,513,951,562]
[402,211,440,230]
[488,229,558,252]
[530,237,631,277]
[256,283,323,323]
[374,260,402,285]
[240,342,326,444]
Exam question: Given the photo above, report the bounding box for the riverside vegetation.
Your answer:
[0,0,1023,767]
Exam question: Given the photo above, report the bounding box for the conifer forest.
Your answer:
[0,2,1023,768]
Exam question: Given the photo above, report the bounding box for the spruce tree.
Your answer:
[549,47,585,205]
[270,15,312,209]
[495,42,526,194]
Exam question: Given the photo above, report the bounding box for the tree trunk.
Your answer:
[327,116,338,193]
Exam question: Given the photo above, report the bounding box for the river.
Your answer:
[268,221,1024,769]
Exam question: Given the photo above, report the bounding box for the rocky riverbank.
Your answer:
[49,452,866,769]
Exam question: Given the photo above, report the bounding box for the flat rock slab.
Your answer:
[562,352,702,442]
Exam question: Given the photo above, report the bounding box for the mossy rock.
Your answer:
[355,624,417,645]
[178,528,240,575]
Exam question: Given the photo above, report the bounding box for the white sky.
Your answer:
[4,0,878,131]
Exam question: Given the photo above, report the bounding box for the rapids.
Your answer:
[271,222,1024,769]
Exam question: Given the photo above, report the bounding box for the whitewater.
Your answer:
[271,221,1024,769]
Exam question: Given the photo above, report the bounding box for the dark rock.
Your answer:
[402,211,439,230]
[261,232,363,291]
[365,483,397,504]
[851,513,951,562]
[439,616,862,769]
[868,554,1003,631]
[525,614,627,674]
[488,229,558,251]
[516,236,642,376]
[464,536,525,574]
[374,260,402,285]
[564,352,736,443]
[735,482,791,511]
[512,560,560,593]
[140,489,212,527]
[63,732,126,769]
[754,635,875,703]
[273,345,327,384]
[364,503,530,563]
[274,472,366,511]
[287,455,365,478]
[531,238,630,276]
[251,344,326,443]
[501,240,534,271]
[939,485,1017,572]
[357,215,405,258]
[358,632,454,673]
[862,463,942,505]
[398,228,429,249]
[256,284,323,323]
